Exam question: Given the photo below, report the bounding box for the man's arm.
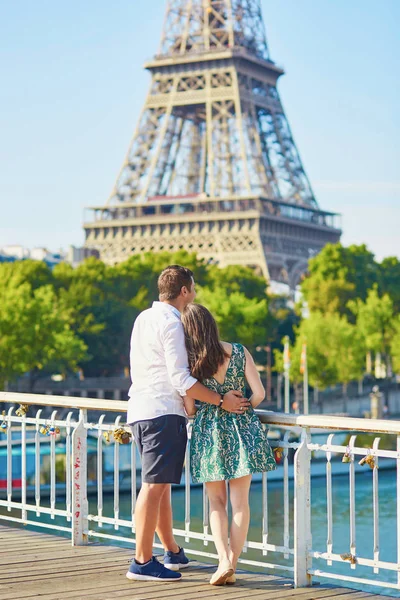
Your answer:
[183,395,197,417]
[163,320,250,414]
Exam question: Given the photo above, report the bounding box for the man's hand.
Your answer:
[221,390,251,414]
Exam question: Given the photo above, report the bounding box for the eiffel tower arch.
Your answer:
[84,0,341,289]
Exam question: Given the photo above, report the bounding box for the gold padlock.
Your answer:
[113,427,132,445]
[121,432,131,445]
[16,404,29,417]
[365,454,377,470]
[340,552,357,565]
[342,447,351,463]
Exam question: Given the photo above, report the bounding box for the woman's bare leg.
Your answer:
[206,480,233,583]
[228,475,252,570]
[206,481,230,562]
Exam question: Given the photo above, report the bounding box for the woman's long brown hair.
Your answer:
[181,304,228,381]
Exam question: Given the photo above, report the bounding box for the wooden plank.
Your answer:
[0,547,123,572]
[0,563,214,599]
[0,561,129,583]
[0,536,70,547]
[99,586,356,600]
[0,549,130,571]
[0,526,392,600]
[0,542,82,555]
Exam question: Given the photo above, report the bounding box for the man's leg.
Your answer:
[156,485,180,553]
[134,482,169,563]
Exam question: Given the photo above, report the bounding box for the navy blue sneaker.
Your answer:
[163,547,190,571]
[126,556,182,581]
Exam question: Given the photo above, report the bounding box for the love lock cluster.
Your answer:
[40,425,60,437]
[103,428,132,444]
[274,447,284,460]
[113,428,132,445]
[1,411,7,430]
[342,447,377,469]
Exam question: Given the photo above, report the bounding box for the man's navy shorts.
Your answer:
[131,415,188,484]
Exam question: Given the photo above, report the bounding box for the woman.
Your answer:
[181,304,276,586]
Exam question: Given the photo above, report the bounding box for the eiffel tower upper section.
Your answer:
[84,0,341,286]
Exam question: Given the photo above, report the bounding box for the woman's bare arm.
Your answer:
[183,395,197,417]
[244,347,266,408]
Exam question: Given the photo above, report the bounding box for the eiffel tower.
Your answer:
[84,0,341,288]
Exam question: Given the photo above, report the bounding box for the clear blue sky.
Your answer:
[1,0,399,261]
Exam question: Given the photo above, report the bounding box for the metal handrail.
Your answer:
[1,391,400,434]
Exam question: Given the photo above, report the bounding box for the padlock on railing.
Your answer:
[342,446,351,463]
[359,449,377,469]
[113,427,132,445]
[340,552,357,565]
[16,404,29,417]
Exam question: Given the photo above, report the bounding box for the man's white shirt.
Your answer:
[127,301,197,424]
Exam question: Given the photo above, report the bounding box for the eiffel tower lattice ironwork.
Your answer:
[84,0,341,288]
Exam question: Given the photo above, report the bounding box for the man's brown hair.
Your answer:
[158,265,194,301]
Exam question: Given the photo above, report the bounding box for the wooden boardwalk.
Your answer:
[0,526,394,600]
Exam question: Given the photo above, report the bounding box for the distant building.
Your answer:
[65,245,99,268]
[0,245,99,268]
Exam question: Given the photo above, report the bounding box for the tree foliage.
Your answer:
[0,279,87,389]
[300,243,378,319]
[275,312,365,390]
[1,240,399,392]
[197,287,269,349]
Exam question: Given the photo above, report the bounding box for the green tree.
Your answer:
[112,250,209,305]
[0,259,54,291]
[380,256,400,313]
[55,258,136,377]
[197,287,269,350]
[275,312,364,392]
[349,286,397,403]
[391,319,400,375]
[328,316,366,401]
[0,281,87,390]
[205,264,267,299]
[301,243,378,319]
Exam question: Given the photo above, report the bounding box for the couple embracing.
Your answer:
[126,265,276,585]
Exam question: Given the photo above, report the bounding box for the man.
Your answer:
[126,265,250,582]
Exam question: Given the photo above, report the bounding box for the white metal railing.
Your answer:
[1,391,400,592]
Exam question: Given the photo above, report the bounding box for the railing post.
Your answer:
[294,428,312,587]
[71,409,88,546]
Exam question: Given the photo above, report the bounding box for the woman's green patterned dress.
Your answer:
[190,343,276,483]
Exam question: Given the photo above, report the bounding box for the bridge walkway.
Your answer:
[0,526,392,600]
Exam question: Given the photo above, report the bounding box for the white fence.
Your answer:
[1,391,400,593]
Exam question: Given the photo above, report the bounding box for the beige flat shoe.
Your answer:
[209,565,234,586]
[226,572,236,585]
